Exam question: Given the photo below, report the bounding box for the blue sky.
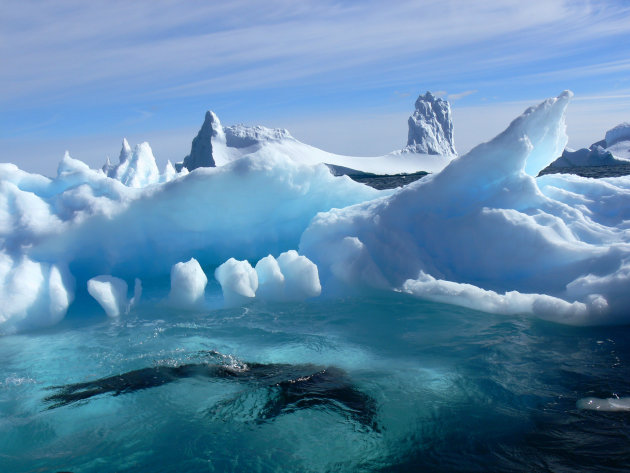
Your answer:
[1,0,630,175]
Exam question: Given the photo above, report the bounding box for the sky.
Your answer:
[1,0,630,176]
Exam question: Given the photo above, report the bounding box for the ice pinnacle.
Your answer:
[177,111,224,171]
[406,92,456,156]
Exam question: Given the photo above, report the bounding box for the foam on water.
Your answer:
[578,396,630,411]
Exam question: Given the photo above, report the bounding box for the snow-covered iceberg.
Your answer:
[1,90,629,333]
[0,148,382,333]
[169,94,456,177]
[605,123,630,150]
[301,91,630,325]
[549,146,620,168]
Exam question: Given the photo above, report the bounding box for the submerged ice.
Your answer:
[1,90,630,333]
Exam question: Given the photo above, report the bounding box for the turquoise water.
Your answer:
[1,291,629,472]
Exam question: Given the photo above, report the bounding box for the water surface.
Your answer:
[1,292,629,472]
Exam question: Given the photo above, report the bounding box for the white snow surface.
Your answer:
[1,90,630,331]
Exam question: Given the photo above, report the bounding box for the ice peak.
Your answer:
[414,91,436,108]
[406,91,456,156]
[177,110,226,172]
[103,138,133,176]
[470,90,571,177]
[119,138,131,163]
[57,150,93,179]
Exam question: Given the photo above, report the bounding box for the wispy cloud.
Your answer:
[448,90,478,101]
[2,0,629,107]
[2,0,630,171]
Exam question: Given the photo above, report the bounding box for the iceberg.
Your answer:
[546,122,630,168]
[1,90,629,332]
[170,98,455,176]
[549,146,622,168]
[405,92,456,156]
[604,122,630,149]
[0,253,74,334]
[275,250,321,300]
[300,91,630,325]
[175,111,224,171]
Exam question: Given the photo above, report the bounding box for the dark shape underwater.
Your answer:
[44,352,378,430]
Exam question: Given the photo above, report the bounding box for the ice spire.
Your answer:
[176,111,225,171]
[406,92,456,156]
[119,138,132,163]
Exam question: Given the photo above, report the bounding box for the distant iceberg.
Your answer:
[165,92,457,178]
[547,122,630,168]
[404,91,456,156]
